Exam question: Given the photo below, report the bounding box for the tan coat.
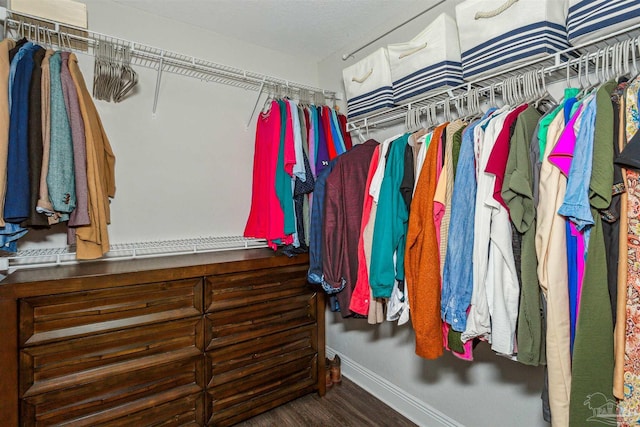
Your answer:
[535,111,571,427]
[68,53,115,259]
[0,39,16,227]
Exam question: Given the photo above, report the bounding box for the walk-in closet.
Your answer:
[1,0,639,426]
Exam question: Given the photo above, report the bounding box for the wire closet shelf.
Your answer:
[0,8,310,272]
[346,21,640,133]
[3,236,269,273]
[1,8,337,101]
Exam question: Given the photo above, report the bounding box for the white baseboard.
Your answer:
[326,347,465,427]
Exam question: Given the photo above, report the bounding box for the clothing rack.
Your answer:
[0,7,339,116]
[0,7,316,272]
[346,21,640,134]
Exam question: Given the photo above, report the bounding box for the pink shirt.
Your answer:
[244,101,286,249]
[433,130,445,251]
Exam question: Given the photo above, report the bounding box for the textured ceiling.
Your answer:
[112,0,436,60]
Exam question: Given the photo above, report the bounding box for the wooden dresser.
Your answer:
[0,249,324,426]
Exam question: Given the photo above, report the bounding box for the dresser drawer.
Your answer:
[206,292,317,350]
[21,351,203,426]
[19,278,203,347]
[207,376,316,427]
[20,318,204,398]
[205,264,310,313]
[90,392,203,427]
[208,324,317,380]
[206,324,317,425]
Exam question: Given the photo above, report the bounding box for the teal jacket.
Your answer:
[369,134,410,298]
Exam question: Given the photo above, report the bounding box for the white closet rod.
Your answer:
[341,0,446,60]
[0,7,338,115]
[347,21,640,133]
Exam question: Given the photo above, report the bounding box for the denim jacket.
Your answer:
[441,110,495,331]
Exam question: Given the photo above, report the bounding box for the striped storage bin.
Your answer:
[388,13,463,104]
[567,0,640,46]
[456,0,569,80]
[342,47,394,119]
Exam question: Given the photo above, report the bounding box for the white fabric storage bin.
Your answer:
[342,47,394,118]
[388,13,463,104]
[456,0,569,80]
[567,0,640,46]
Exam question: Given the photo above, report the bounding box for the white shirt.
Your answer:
[462,108,509,344]
[369,133,403,202]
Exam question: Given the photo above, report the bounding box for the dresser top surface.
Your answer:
[0,249,309,296]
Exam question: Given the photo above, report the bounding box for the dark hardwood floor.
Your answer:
[233,377,418,427]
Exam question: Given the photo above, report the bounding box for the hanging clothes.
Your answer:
[370,134,412,299]
[537,107,571,427]
[68,53,116,259]
[47,51,76,220]
[405,123,447,359]
[36,49,57,221]
[245,100,285,248]
[612,79,630,401]
[5,42,38,224]
[22,46,48,228]
[0,39,15,230]
[349,144,381,316]
[442,110,494,333]
[60,51,90,242]
[323,139,378,316]
[568,80,616,427]
[502,105,544,366]
[617,76,640,426]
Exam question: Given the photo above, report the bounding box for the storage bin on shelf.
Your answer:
[456,0,570,80]
[342,47,393,119]
[567,0,640,46]
[388,13,463,104]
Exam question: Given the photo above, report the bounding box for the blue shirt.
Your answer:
[307,158,337,287]
[8,41,33,111]
[441,110,495,331]
[558,96,597,243]
[47,51,76,218]
[4,43,38,225]
[330,109,346,155]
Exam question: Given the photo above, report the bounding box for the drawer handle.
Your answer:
[399,43,428,59]
[475,0,519,20]
[352,69,373,83]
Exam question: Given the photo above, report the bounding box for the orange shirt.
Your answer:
[404,123,447,359]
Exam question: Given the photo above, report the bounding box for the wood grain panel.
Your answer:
[206,293,315,351]
[212,356,315,401]
[21,353,203,426]
[80,391,203,427]
[0,298,18,426]
[208,381,316,427]
[209,326,315,376]
[205,264,309,313]
[20,318,203,397]
[19,278,203,346]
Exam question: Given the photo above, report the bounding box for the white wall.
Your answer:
[16,1,552,425]
[318,2,549,426]
[20,0,320,248]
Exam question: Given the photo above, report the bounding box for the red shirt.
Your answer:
[485,104,528,210]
